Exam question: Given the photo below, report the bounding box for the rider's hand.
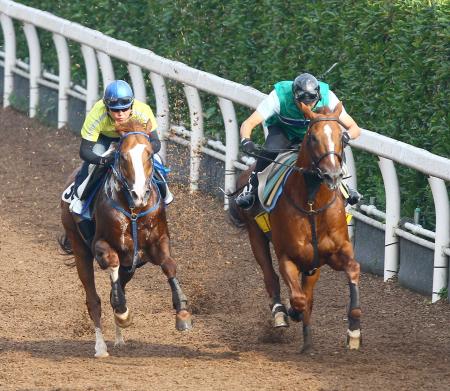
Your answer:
[99,154,115,167]
[241,138,256,154]
[342,132,351,146]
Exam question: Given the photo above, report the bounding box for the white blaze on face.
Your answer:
[129,143,147,201]
[323,124,336,166]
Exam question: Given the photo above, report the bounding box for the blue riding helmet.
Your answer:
[292,73,321,104]
[103,80,134,110]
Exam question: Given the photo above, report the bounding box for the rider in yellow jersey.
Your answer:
[80,99,157,142]
[70,80,172,240]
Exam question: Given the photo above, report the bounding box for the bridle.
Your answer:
[107,131,161,274]
[303,116,346,179]
[284,116,347,216]
[110,131,156,209]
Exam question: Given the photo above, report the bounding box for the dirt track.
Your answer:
[0,107,449,391]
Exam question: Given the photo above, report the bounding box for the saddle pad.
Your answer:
[257,151,297,212]
[61,145,116,204]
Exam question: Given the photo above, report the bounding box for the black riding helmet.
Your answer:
[292,73,321,104]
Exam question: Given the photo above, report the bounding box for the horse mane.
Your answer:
[315,106,332,114]
[115,118,147,134]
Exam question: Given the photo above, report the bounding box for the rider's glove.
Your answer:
[99,154,115,167]
[241,137,256,154]
[342,132,351,146]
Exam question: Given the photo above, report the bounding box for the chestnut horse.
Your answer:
[229,102,361,352]
[59,119,192,358]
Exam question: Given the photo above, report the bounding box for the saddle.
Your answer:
[257,151,298,213]
[253,151,353,235]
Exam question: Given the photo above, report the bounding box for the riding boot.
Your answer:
[154,169,173,205]
[76,219,95,248]
[236,171,259,209]
[154,154,173,205]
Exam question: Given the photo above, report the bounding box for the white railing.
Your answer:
[0,0,449,302]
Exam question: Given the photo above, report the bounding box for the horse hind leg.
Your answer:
[72,237,109,357]
[248,224,288,328]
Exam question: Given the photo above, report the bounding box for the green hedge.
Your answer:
[9,0,450,228]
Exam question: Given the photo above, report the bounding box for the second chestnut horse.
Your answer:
[229,102,361,352]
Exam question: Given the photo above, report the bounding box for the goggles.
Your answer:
[104,97,133,107]
[294,91,320,104]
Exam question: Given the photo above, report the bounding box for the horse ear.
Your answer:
[300,102,316,119]
[145,119,153,135]
[333,101,343,117]
[115,121,127,136]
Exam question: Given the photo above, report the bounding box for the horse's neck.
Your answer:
[288,151,333,207]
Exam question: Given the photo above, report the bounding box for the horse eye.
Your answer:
[309,134,318,144]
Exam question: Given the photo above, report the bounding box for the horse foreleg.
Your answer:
[345,259,362,350]
[114,266,135,345]
[159,257,193,331]
[247,224,288,328]
[300,269,321,353]
[94,240,133,331]
[279,258,314,352]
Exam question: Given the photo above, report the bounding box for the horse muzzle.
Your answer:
[321,169,343,190]
[129,188,152,207]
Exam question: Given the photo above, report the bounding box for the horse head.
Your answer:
[299,102,346,190]
[113,119,155,208]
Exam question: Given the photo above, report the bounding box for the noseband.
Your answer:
[305,117,346,178]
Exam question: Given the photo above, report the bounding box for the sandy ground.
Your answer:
[0,107,449,391]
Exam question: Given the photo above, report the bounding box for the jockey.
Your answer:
[235,72,362,209]
[70,80,173,219]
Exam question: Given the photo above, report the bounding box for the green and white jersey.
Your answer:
[257,80,346,142]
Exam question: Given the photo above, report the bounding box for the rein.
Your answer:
[107,131,161,274]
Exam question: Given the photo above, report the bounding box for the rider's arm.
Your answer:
[329,91,361,140]
[339,111,361,140]
[79,138,109,165]
[240,111,264,140]
[240,91,278,140]
[149,130,161,154]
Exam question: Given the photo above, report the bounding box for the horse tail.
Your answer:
[57,234,77,268]
[58,234,73,255]
[227,197,246,228]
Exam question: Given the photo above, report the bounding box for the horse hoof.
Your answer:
[301,344,313,354]
[346,329,361,350]
[114,308,133,328]
[176,311,193,331]
[273,311,289,328]
[95,350,109,358]
[287,307,303,322]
